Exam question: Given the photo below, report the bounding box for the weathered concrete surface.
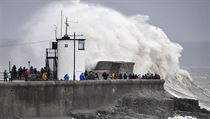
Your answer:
[0,79,167,118]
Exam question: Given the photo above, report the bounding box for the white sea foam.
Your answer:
[168,115,197,119]
[21,1,210,111]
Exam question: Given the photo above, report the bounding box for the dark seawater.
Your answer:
[188,68,210,92]
[187,68,210,110]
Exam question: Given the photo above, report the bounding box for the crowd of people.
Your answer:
[3,65,161,81]
[79,71,161,81]
[3,65,40,82]
[2,64,57,82]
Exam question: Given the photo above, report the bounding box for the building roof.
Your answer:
[56,35,86,41]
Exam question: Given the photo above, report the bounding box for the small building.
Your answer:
[45,17,86,80]
[56,33,86,80]
[95,61,135,74]
[93,61,135,79]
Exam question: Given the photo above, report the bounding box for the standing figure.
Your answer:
[111,72,116,80]
[84,70,88,78]
[95,73,99,80]
[80,73,85,80]
[118,73,122,79]
[42,72,48,81]
[18,66,23,80]
[24,69,29,81]
[12,65,17,79]
[3,70,8,82]
[64,74,69,80]
[87,71,95,80]
[123,73,127,79]
[129,73,132,79]
[102,72,108,80]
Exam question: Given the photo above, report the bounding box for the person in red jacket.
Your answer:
[24,69,29,81]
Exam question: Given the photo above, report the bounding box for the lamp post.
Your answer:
[28,61,30,70]
[73,32,76,81]
[9,61,11,72]
[72,32,84,81]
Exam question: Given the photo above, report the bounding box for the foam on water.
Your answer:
[21,1,210,111]
[168,115,197,119]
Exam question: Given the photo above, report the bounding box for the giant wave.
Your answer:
[20,0,210,113]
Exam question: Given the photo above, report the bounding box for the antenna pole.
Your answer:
[65,17,67,35]
[54,25,57,39]
[60,10,63,38]
[65,17,68,36]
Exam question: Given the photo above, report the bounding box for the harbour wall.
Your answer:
[0,79,167,118]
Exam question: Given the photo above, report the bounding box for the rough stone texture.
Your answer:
[70,95,210,119]
[70,91,174,119]
[172,98,210,119]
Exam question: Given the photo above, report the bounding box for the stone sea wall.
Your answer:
[0,79,166,118]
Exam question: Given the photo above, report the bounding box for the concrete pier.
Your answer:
[0,79,168,118]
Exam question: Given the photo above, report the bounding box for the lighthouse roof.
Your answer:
[56,36,86,41]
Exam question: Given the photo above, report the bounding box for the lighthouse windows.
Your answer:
[78,40,85,50]
[64,44,68,48]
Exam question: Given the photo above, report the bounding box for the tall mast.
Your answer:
[64,17,69,36]
[60,10,63,38]
[54,25,57,39]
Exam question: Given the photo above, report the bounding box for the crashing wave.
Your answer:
[22,1,210,110]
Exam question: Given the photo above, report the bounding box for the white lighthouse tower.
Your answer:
[56,17,86,80]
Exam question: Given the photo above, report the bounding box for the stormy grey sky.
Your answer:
[0,0,209,69]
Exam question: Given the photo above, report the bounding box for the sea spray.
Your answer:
[22,1,182,77]
[21,1,210,110]
[168,115,197,119]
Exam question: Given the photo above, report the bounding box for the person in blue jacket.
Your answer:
[80,73,85,80]
[64,74,69,80]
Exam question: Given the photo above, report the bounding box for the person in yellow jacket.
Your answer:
[111,72,116,80]
[42,72,47,81]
